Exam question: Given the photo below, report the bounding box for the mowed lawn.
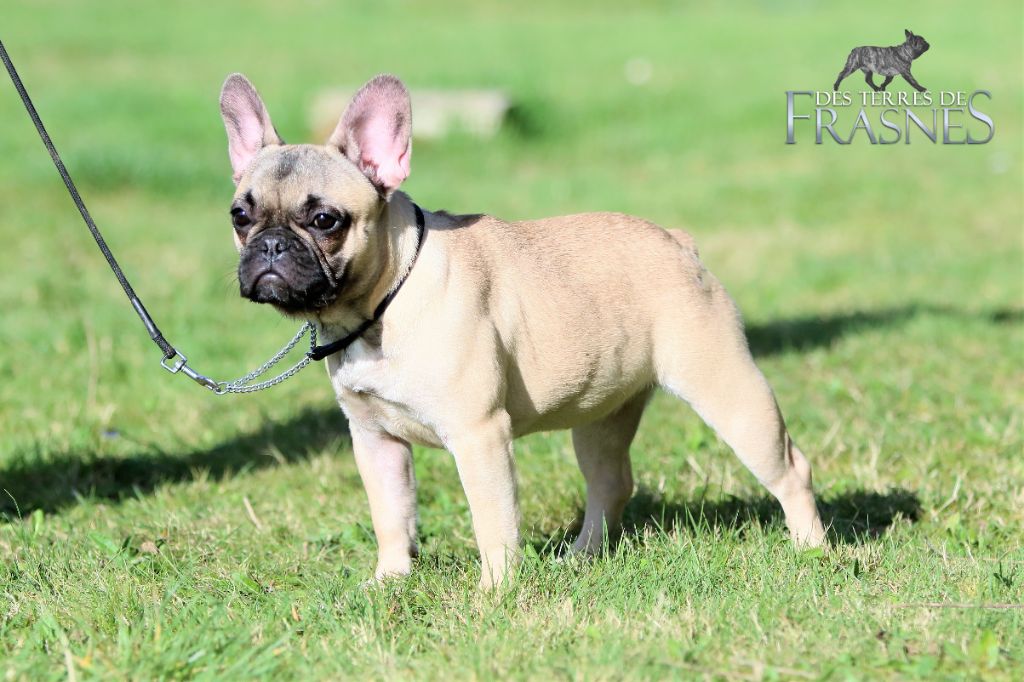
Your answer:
[1,1,1021,679]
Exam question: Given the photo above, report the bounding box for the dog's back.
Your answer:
[844,44,910,76]
[425,211,733,433]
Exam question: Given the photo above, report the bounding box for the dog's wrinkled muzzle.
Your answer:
[238,227,335,312]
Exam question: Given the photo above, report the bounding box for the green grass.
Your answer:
[1,0,1022,679]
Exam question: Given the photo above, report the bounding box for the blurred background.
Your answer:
[0,1,1021,676]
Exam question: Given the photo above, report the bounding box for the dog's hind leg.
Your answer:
[570,389,651,554]
[655,279,827,547]
[879,75,894,91]
[865,71,881,91]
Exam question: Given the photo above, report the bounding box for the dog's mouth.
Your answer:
[248,269,289,301]
[242,265,337,313]
[238,228,338,313]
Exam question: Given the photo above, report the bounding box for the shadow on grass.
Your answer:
[534,486,921,554]
[3,302,1014,522]
[619,486,922,545]
[0,407,348,520]
[745,303,1021,357]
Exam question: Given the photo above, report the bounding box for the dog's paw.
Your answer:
[359,562,413,590]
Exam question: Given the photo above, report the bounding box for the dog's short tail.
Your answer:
[834,50,858,90]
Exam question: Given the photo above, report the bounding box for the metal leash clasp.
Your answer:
[160,350,222,392]
[179,364,222,392]
[160,350,188,373]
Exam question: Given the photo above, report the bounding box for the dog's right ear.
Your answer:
[904,28,913,39]
[219,74,284,184]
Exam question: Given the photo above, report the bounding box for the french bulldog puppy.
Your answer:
[219,73,827,588]
[834,29,930,92]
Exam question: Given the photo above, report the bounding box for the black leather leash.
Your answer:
[1,38,178,363]
[1,38,425,392]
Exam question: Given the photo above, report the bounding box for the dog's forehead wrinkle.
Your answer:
[272,147,301,180]
[259,146,381,215]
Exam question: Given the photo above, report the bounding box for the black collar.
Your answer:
[307,203,425,361]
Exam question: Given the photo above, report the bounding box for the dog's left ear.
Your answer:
[904,29,913,38]
[328,74,412,197]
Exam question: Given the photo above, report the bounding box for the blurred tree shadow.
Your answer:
[745,303,1021,357]
[0,407,348,520]
[2,302,1016,522]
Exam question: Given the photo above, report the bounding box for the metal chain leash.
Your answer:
[213,323,317,394]
[1,37,328,395]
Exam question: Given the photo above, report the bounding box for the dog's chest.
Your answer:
[325,342,443,448]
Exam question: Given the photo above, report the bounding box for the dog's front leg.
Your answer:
[448,414,521,589]
[902,70,927,92]
[350,423,419,581]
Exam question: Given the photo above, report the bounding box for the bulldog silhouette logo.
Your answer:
[834,29,930,92]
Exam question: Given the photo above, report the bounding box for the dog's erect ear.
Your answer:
[905,29,913,39]
[328,74,412,197]
[220,74,284,184]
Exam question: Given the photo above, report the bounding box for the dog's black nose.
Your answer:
[259,232,290,263]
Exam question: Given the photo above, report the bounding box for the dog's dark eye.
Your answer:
[310,212,343,232]
[231,207,252,232]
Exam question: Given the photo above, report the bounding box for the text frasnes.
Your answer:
[785,90,994,145]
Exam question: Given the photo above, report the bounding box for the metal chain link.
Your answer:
[213,323,318,395]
